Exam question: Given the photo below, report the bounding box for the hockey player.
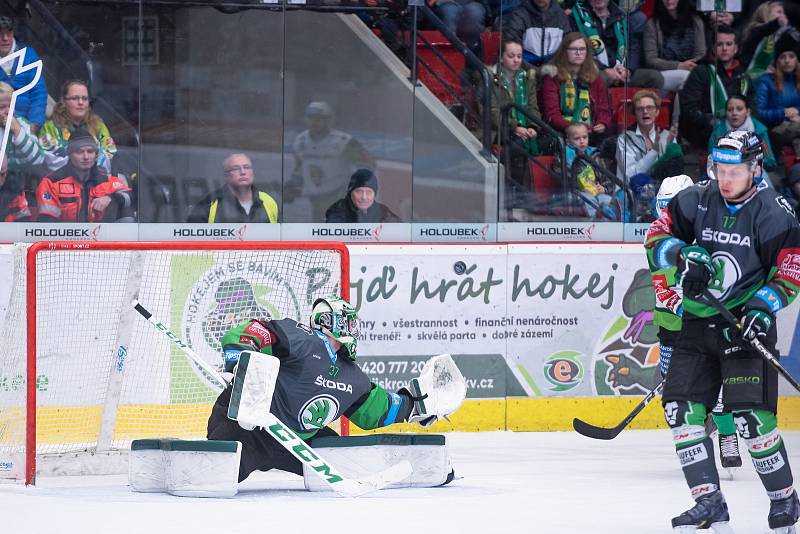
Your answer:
[644,130,800,533]
[648,175,743,471]
[207,295,463,483]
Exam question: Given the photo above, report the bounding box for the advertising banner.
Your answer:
[349,244,800,401]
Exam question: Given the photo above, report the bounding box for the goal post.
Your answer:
[0,241,350,485]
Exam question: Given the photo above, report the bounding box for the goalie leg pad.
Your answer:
[228,350,280,431]
[129,439,242,498]
[302,434,450,491]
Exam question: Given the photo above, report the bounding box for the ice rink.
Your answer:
[2,430,798,533]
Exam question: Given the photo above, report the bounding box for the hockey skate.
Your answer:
[718,433,742,469]
[672,491,734,533]
[769,491,799,534]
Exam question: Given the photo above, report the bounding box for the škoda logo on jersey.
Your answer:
[299,394,340,431]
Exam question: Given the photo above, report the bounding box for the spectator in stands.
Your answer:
[554,122,618,219]
[643,0,707,94]
[0,154,30,221]
[285,101,374,223]
[755,31,800,158]
[39,80,117,173]
[486,39,540,179]
[428,0,486,61]
[540,33,611,138]
[679,25,752,150]
[569,0,663,89]
[710,95,777,172]
[742,1,793,79]
[325,169,401,223]
[187,153,278,224]
[36,127,133,222]
[0,81,57,173]
[503,0,571,67]
[615,89,683,191]
[0,16,46,133]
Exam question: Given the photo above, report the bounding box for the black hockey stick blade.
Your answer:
[701,289,800,393]
[573,380,664,440]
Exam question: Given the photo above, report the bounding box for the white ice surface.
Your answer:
[2,430,798,534]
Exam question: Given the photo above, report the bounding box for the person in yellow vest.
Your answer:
[187,153,278,223]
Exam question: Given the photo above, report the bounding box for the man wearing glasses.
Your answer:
[186,153,279,224]
[0,15,47,133]
[615,89,683,221]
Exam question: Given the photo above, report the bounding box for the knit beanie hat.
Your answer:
[348,169,378,193]
[68,126,97,153]
[774,30,800,64]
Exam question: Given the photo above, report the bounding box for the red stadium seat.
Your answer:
[783,146,798,174]
[415,31,465,106]
[530,156,557,194]
[609,87,672,132]
[481,31,501,66]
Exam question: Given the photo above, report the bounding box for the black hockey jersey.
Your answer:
[644,180,800,317]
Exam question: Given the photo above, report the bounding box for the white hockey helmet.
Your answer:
[654,174,694,214]
[310,296,360,360]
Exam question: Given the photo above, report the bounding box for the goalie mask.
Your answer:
[310,296,360,360]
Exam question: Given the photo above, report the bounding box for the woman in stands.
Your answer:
[742,1,792,79]
[539,33,610,140]
[643,0,706,94]
[484,39,541,206]
[755,31,800,158]
[39,79,117,173]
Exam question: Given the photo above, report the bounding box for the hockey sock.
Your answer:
[712,412,737,436]
[665,400,721,498]
[735,410,795,500]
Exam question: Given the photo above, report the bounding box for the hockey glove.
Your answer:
[677,245,716,299]
[738,309,774,343]
[399,354,467,428]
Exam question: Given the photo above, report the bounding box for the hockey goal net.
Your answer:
[0,241,349,484]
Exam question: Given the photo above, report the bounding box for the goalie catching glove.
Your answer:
[400,354,467,427]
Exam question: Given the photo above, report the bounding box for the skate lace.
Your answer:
[719,434,739,457]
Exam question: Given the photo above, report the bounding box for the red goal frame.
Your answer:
[24,241,351,485]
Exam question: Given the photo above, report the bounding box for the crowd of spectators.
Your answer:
[462,0,800,220]
[6,1,800,226]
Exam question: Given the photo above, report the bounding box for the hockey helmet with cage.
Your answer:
[709,130,765,184]
[654,174,694,215]
[310,296,360,360]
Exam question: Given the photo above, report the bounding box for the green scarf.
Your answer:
[746,34,776,79]
[708,64,749,118]
[501,68,538,156]
[560,78,592,125]
[571,1,627,68]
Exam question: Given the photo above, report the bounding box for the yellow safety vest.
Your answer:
[208,191,278,223]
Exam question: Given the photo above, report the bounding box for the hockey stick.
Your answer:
[701,290,800,393]
[572,379,664,440]
[132,299,413,497]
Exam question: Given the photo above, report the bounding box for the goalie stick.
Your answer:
[701,289,800,393]
[573,380,665,440]
[132,299,413,497]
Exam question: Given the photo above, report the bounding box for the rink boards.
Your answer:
[2,243,799,439]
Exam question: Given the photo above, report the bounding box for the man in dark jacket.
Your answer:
[325,169,401,223]
[187,153,279,223]
[680,25,752,150]
[503,0,571,67]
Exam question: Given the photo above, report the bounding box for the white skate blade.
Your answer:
[771,527,796,534]
[673,522,734,534]
[725,467,736,481]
